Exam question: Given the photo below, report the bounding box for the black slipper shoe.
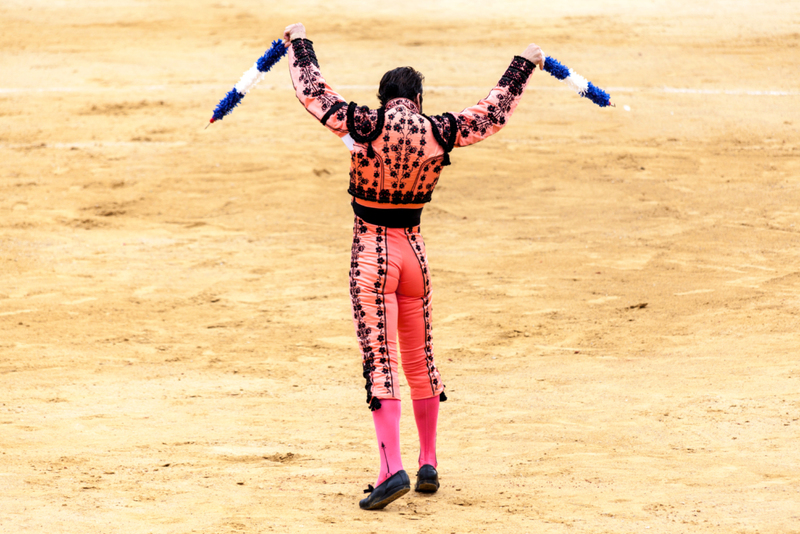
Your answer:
[359,470,410,510]
[414,464,439,493]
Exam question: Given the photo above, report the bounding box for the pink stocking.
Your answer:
[412,395,439,468]
[371,399,403,485]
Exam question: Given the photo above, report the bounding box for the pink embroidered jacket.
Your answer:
[288,39,536,205]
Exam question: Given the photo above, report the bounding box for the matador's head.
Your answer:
[377,67,424,112]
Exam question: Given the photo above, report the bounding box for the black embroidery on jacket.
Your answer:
[425,113,457,153]
[290,38,319,68]
[321,101,347,126]
[451,56,533,139]
[346,102,385,145]
[499,56,535,96]
[341,57,530,204]
[291,39,343,114]
[346,103,443,204]
[424,112,457,166]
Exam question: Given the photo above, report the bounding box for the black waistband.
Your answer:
[351,200,422,228]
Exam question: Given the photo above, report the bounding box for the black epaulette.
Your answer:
[346,102,386,158]
[423,112,457,166]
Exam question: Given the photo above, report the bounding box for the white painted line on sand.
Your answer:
[0,309,37,317]
[0,141,187,149]
[1,85,798,96]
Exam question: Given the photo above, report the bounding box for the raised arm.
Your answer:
[428,43,545,149]
[284,23,349,137]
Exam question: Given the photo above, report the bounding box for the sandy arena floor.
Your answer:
[2,1,799,532]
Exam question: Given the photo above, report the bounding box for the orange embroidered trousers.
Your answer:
[349,216,445,409]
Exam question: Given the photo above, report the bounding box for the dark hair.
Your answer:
[377,67,424,107]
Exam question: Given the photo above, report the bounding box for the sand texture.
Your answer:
[2,1,799,532]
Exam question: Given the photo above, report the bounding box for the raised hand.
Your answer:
[521,43,545,71]
[283,23,306,47]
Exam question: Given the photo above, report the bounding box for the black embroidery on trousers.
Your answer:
[350,217,378,409]
[374,226,394,397]
[404,227,440,397]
